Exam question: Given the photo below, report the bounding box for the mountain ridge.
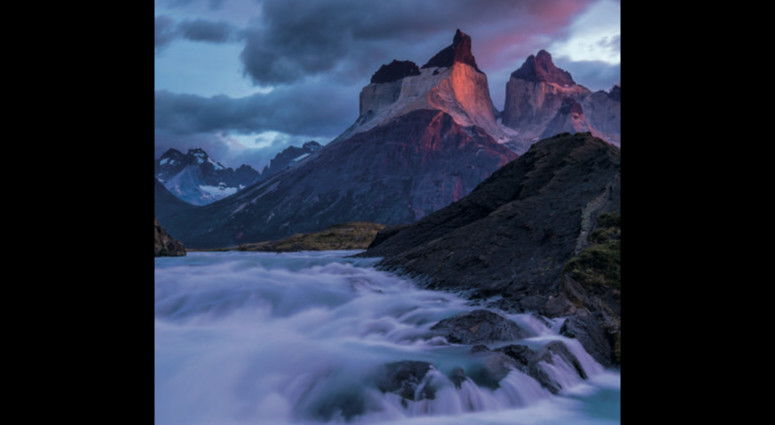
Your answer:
[162,108,517,248]
[155,148,260,206]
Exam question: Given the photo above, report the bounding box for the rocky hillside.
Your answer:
[363,132,620,366]
[155,178,198,221]
[154,216,186,257]
[259,141,322,179]
[163,108,516,249]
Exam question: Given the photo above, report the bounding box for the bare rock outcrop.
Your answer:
[154,216,186,257]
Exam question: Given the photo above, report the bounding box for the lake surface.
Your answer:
[155,251,620,425]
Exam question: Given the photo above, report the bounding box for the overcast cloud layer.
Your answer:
[154,0,620,170]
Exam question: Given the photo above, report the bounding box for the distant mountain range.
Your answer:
[159,29,620,249]
[155,141,324,210]
[155,148,261,206]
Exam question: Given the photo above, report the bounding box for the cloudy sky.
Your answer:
[155,0,620,171]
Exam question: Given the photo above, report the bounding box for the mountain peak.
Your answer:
[608,85,620,102]
[160,148,184,158]
[421,29,482,73]
[302,140,322,150]
[187,148,208,157]
[511,50,575,86]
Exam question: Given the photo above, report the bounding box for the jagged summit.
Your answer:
[608,85,620,102]
[501,49,622,149]
[511,50,575,86]
[371,60,421,84]
[421,29,482,73]
[335,29,504,144]
[260,140,322,178]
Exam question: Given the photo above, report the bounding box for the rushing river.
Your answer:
[155,251,620,425]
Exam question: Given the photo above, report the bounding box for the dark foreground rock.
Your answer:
[495,340,588,394]
[430,309,531,345]
[363,132,620,367]
[560,311,617,367]
[154,216,186,257]
[375,361,436,402]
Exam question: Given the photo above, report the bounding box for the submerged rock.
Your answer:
[430,309,531,345]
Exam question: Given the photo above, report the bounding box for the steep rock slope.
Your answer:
[154,178,198,222]
[539,98,597,139]
[502,50,620,150]
[362,132,620,365]
[259,141,322,179]
[163,109,517,248]
[154,216,186,257]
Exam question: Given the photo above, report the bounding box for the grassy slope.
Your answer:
[563,211,621,363]
[199,222,386,252]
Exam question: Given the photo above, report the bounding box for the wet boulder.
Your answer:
[560,312,616,367]
[496,340,588,394]
[430,309,531,345]
[374,360,436,402]
[465,350,519,389]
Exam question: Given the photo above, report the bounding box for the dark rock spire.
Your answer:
[421,29,483,73]
[370,60,421,84]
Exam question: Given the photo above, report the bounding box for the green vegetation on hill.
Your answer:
[564,212,620,290]
[212,222,386,252]
[563,211,621,364]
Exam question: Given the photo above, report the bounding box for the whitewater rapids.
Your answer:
[155,251,620,425]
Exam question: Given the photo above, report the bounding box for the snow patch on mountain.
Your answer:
[199,184,239,198]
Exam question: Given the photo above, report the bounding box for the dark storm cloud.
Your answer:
[239,0,597,85]
[178,19,238,43]
[155,14,239,53]
[155,15,178,50]
[154,79,359,137]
